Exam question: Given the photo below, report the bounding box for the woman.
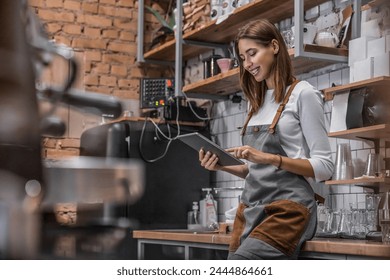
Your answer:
[199,19,334,259]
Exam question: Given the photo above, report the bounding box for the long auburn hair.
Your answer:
[234,19,295,115]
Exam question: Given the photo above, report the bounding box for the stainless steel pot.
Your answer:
[202,54,222,79]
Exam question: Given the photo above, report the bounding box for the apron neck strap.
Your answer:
[240,110,253,136]
[241,80,300,136]
[268,80,300,134]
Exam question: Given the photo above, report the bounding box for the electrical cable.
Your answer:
[180,91,212,121]
[138,117,174,163]
[138,100,183,163]
[138,90,214,163]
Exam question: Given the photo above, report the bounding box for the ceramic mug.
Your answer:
[216,58,233,73]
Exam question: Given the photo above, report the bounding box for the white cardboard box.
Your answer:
[361,7,371,23]
[353,57,374,82]
[329,90,349,132]
[386,34,390,53]
[349,65,355,83]
[348,36,376,66]
[367,37,386,58]
[361,19,381,38]
[373,52,390,77]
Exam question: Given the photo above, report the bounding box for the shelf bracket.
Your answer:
[356,136,380,154]
[294,0,349,63]
[183,40,230,57]
[139,59,175,67]
[355,183,380,193]
[184,92,230,101]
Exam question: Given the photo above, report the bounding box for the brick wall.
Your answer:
[28,0,169,158]
[29,0,143,97]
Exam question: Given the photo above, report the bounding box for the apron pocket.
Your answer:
[228,203,247,252]
[249,199,309,256]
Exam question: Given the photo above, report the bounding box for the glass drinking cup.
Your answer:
[379,209,390,244]
[363,153,380,177]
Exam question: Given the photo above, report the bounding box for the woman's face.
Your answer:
[238,38,277,85]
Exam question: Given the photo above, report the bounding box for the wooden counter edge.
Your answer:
[132,230,230,245]
[133,230,390,258]
[302,238,390,258]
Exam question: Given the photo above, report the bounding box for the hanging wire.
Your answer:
[139,117,173,163]
[139,90,214,162]
[138,99,182,163]
[181,91,212,121]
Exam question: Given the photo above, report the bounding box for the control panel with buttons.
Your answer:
[140,78,175,108]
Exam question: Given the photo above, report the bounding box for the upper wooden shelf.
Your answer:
[183,67,240,96]
[328,124,390,140]
[323,76,390,101]
[183,45,348,96]
[144,0,330,62]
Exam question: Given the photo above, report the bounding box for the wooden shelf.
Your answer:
[362,0,387,11]
[183,67,240,96]
[183,45,347,96]
[325,177,390,186]
[328,124,390,140]
[327,123,390,187]
[323,76,390,101]
[144,0,330,62]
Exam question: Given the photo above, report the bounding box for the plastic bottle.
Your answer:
[199,188,218,230]
[187,201,202,230]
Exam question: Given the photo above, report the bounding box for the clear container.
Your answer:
[187,202,202,230]
[379,209,390,244]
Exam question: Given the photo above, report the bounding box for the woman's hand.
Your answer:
[199,148,250,179]
[226,145,315,178]
[199,148,222,171]
[226,145,273,164]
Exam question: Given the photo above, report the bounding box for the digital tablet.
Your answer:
[177,132,244,166]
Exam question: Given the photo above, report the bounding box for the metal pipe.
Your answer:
[352,0,362,39]
[137,0,145,63]
[175,0,183,97]
[294,0,304,58]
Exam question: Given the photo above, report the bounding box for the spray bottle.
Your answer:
[199,188,219,230]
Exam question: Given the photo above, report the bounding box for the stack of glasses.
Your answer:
[315,194,381,239]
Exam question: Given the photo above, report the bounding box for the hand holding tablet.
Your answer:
[177,132,244,166]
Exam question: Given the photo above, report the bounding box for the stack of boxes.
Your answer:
[349,4,390,82]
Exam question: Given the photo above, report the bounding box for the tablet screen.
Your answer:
[177,132,244,166]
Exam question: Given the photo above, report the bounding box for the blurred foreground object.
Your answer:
[42,157,144,207]
[0,0,143,259]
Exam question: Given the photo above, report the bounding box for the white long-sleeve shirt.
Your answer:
[248,80,334,183]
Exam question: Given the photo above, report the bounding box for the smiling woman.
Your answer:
[198,19,334,260]
[235,19,294,113]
